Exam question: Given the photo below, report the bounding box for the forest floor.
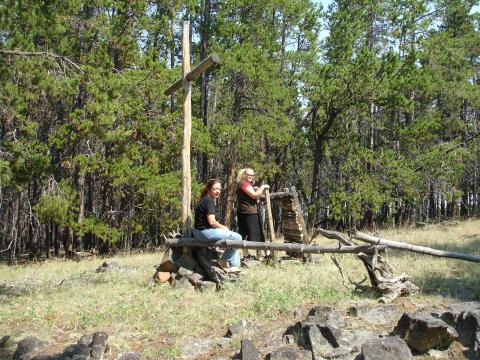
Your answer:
[0,219,479,359]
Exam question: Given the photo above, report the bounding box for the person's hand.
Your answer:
[262,184,270,191]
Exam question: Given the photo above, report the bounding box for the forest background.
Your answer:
[0,0,479,262]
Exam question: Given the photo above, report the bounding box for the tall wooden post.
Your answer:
[182,21,192,238]
[265,189,278,263]
[164,21,220,239]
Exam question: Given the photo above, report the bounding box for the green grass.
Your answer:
[1,219,480,358]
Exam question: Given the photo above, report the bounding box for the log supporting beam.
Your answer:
[165,238,382,255]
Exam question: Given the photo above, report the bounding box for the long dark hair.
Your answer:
[201,179,221,198]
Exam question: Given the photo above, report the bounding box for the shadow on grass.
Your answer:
[413,272,480,301]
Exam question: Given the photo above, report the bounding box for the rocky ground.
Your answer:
[2,297,479,359]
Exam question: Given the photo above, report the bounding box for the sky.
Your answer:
[315,0,479,14]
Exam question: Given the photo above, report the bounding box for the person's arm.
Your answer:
[243,183,270,199]
[207,213,229,230]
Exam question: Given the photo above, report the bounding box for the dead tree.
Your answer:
[315,228,418,303]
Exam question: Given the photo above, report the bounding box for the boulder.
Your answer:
[266,346,313,360]
[198,281,217,292]
[290,321,353,359]
[180,338,214,359]
[361,336,412,360]
[114,352,143,360]
[240,339,260,360]
[306,306,345,328]
[226,319,258,339]
[96,262,136,273]
[90,332,108,359]
[455,310,480,358]
[341,330,379,352]
[348,303,399,325]
[393,312,458,353]
[13,336,48,360]
[435,301,480,358]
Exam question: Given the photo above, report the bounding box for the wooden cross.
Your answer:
[164,21,219,238]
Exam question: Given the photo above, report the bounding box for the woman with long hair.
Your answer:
[236,168,270,259]
[193,179,242,270]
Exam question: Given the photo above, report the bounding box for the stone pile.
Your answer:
[152,247,240,290]
[2,332,142,360]
[230,301,480,360]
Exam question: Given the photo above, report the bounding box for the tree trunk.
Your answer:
[64,225,73,258]
[77,174,85,251]
[308,133,324,229]
[9,193,20,265]
[223,159,237,227]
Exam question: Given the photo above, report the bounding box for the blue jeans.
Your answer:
[192,228,242,267]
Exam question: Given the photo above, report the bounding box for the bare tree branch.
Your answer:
[0,49,84,73]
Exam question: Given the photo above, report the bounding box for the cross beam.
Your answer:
[164,21,220,237]
[164,53,219,96]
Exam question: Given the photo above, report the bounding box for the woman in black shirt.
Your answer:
[193,179,242,269]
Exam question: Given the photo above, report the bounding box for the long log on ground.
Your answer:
[352,230,480,263]
[316,228,388,252]
[165,238,382,255]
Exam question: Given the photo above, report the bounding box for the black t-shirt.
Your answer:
[194,196,219,229]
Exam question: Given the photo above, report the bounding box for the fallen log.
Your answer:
[164,238,383,255]
[316,228,418,303]
[352,230,480,263]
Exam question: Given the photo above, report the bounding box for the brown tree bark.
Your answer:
[8,193,20,265]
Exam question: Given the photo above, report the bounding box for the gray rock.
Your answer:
[96,262,136,273]
[341,330,379,352]
[267,346,313,360]
[180,338,214,359]
[361,336,412,360]
[57,343,91,358]
[300,322,353,359]
[177,267,195,277]
[13,336,49,360]
[454,310,480,359]
[348,303,398,325]
[240,339,259,360]
[114,351,142,360]
[306,306,345,328]
[214,337,232,348]
[226,319,257,339]
[393,312,458,353]
[0,335,15,349]
[90,332,108,359]
[263,326,291,353]
[198,281,217,292]
[77,334,93,347]
[175,276,195,289]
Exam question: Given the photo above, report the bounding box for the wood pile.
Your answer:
[274,187,310,245]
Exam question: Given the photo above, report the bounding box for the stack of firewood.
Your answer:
[281,195,305,243]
